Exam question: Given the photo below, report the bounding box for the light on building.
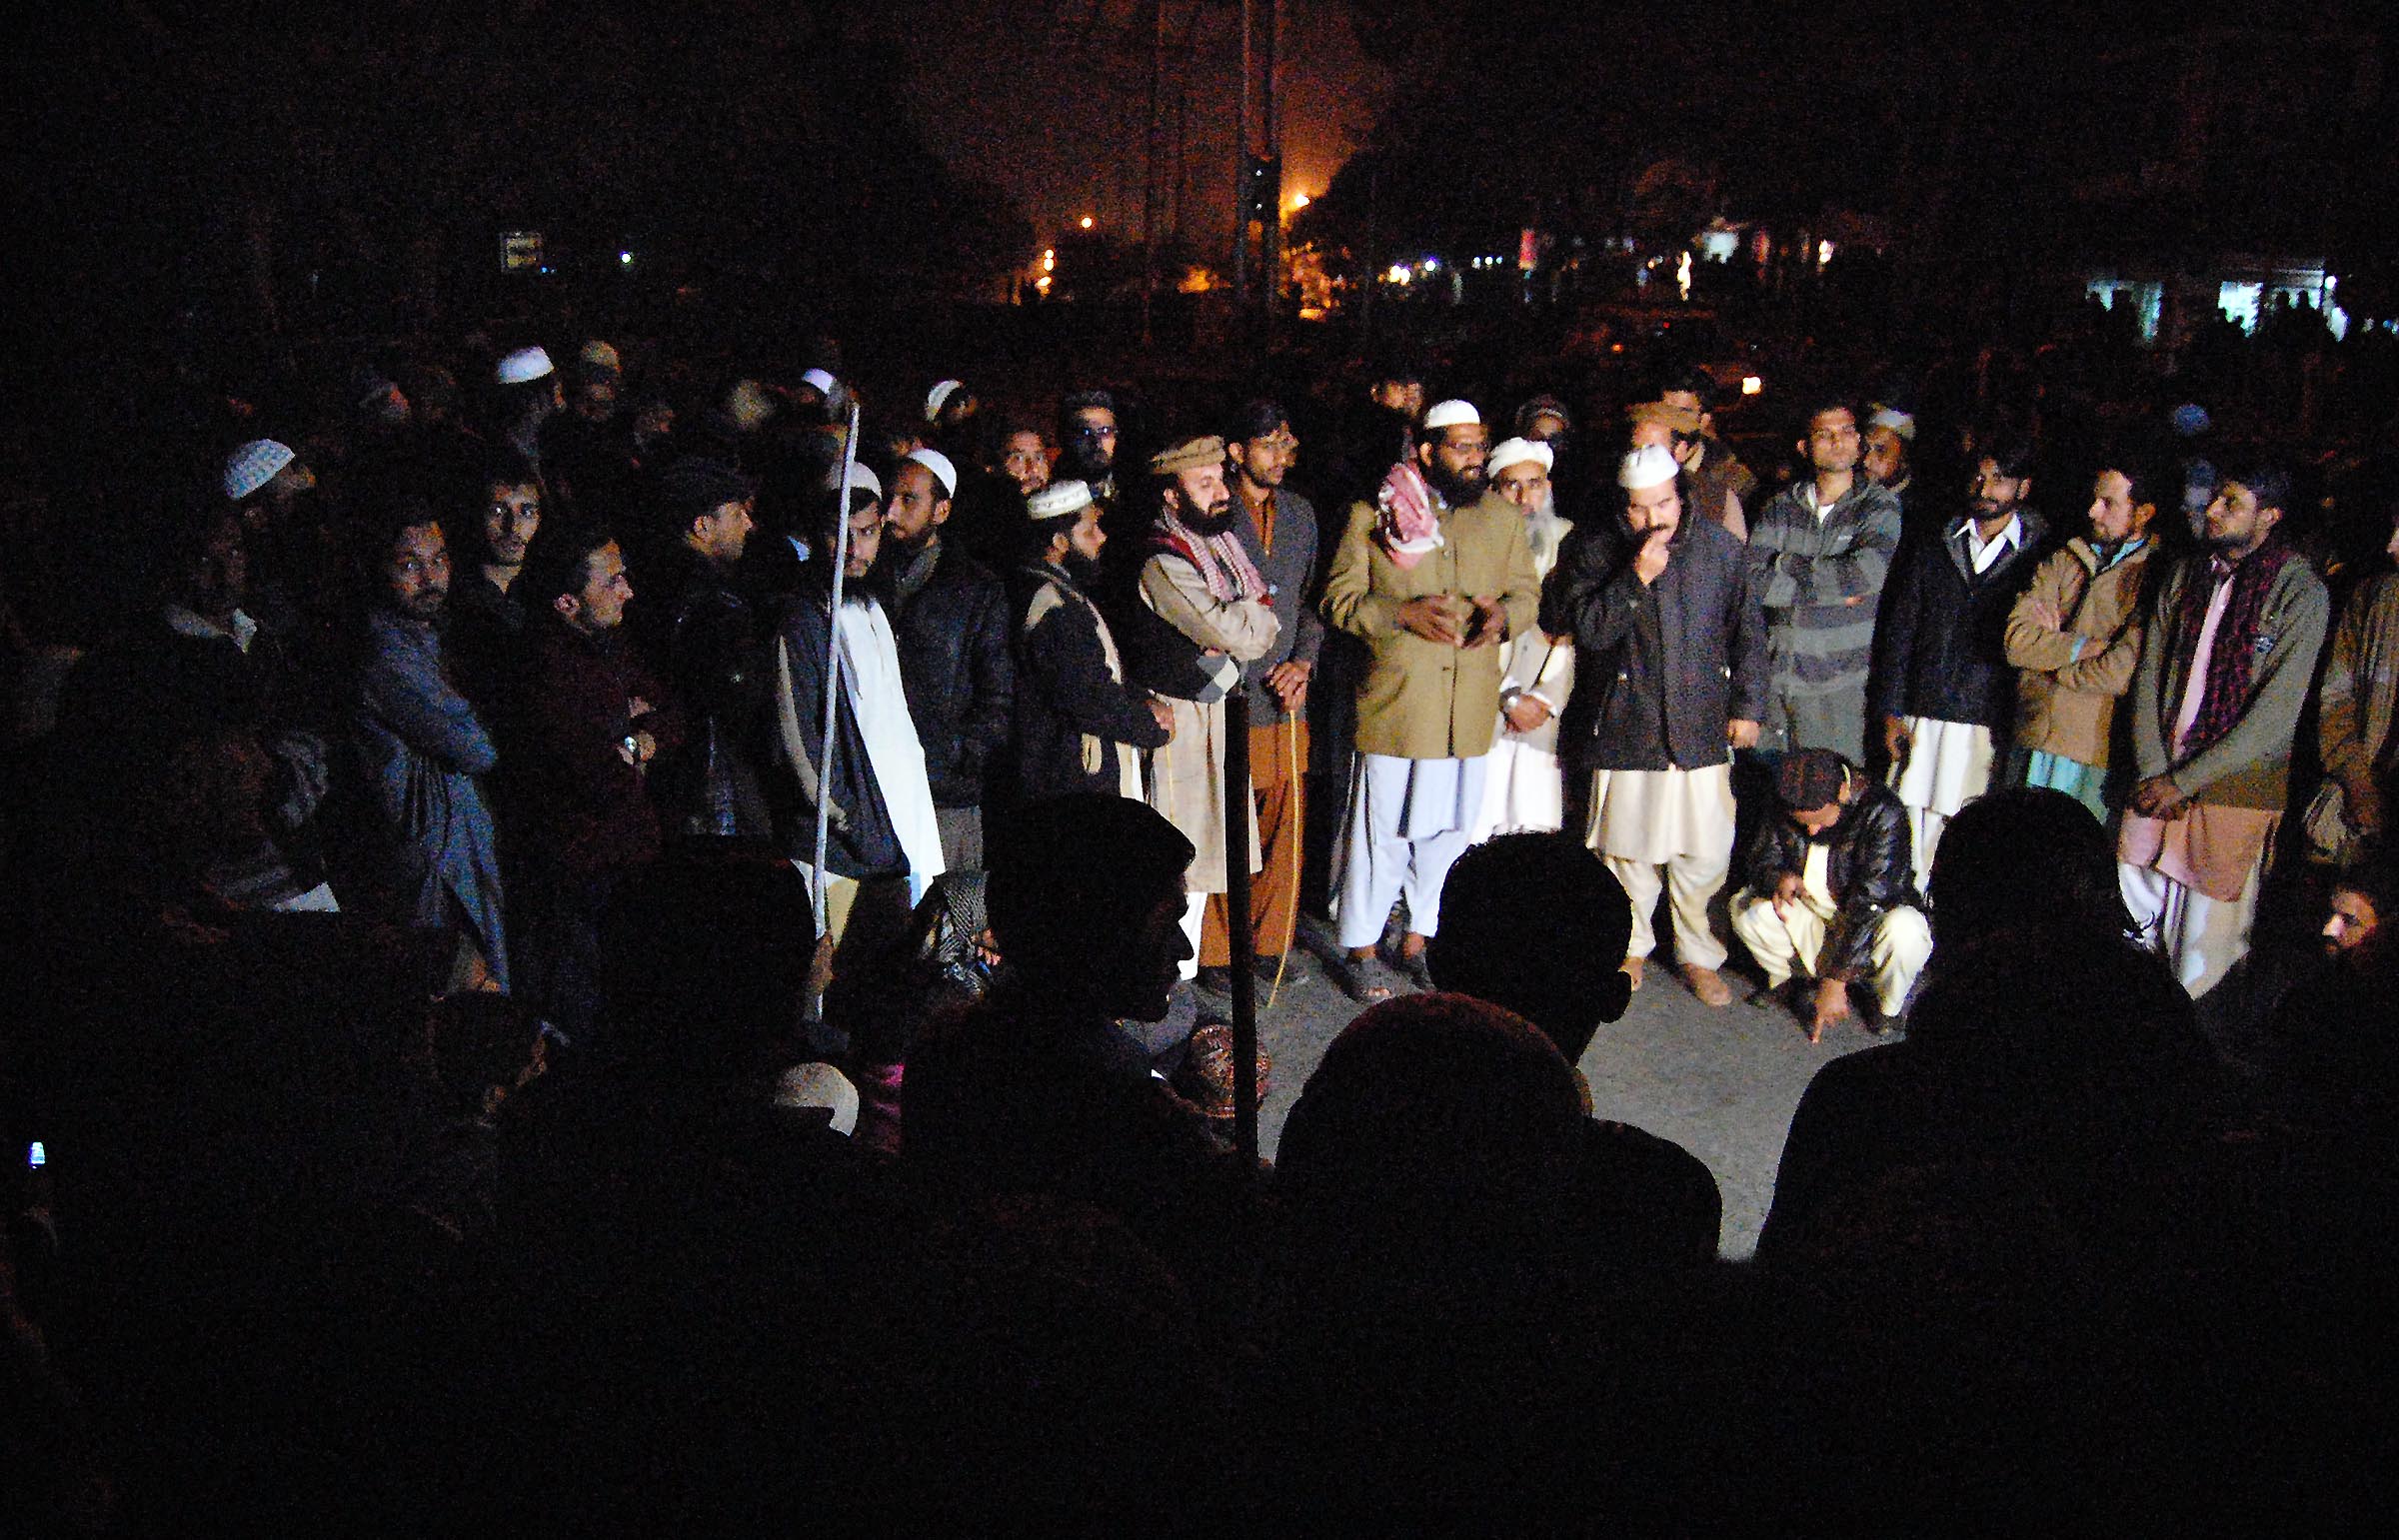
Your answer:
[1042,249,1056,273]
[1080,215,1095,230]
[1291,192,1311,210]
[1676,250,1692,301]
[1035,274,1053,294]
[1817,239,1835,268]
[1387,263,1412,285]
[1741,375,1763,397]
[1421,256,1439,272]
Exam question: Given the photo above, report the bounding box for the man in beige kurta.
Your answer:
[1132,435,1277,979]
[1321,399,1540,989]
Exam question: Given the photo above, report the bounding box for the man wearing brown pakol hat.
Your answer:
[1627,399,1747,542]
[1125,434,1278,985]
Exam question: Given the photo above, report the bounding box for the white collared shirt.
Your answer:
[1961,514,2023,575]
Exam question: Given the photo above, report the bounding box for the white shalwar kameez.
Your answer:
[1335,753,1487,948]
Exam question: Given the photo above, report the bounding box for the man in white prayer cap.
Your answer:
[1321,398,1540,999]
[491,346,565,476]
[1541,444,1768,1006]
[1470,437,1575,840]
[880,446,1016,871]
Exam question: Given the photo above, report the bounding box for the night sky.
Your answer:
[892,0,1388,252]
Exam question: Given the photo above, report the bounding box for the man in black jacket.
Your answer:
[1007,480,1174,802]
[1542,445,1767,1007]
[1729,749,1931,1039]
[1872,438,2049,884]
[879,448,1015,871]
[638,455,774,840]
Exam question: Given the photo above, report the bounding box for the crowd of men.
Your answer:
[2,323,2396,1522]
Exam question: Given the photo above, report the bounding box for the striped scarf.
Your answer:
[2170,543,2296,758]
[1154,510,1268,603]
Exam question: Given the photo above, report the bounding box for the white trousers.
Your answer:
[1334,753,1486,949]
[1606,851,1732,969]
[1730,890,1932,1015]
[2118,858,2260,999]
[1178,889,1206,981]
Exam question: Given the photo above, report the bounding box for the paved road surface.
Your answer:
[1228,917,1893,1260]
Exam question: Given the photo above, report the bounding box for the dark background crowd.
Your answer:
[1,256,2397,1528]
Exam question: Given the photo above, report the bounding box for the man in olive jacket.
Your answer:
[1321,399,1539,993]
[1542,445,1767,1006]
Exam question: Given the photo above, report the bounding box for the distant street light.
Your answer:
[619,251,634,266]
[1290,192,1310,210]
[1080,215,1095,230]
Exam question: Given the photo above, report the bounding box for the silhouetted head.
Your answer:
[986,796,1195,1022]
[1428,831,1633,1063]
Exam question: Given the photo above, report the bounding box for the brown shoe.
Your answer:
[1620,956,1644,992]
[1680,964,1732,1008]
[1171,1024,1274,1120]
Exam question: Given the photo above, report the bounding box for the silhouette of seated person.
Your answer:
[1758,786,2221,1269]
[902,794,1243,1293]
[1426,830,1723,1269]
[1269,991,1618,1502]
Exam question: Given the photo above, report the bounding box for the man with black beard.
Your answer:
[769,466,947,963]
[1321,400,1539,998]
[1126,434,1279,990]
[1008,480,1174,803]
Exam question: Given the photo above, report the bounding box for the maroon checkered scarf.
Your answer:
[2168,543,2297,757]
[1153,511,1267,603]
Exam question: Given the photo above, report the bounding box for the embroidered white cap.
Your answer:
[223,439,296,501]
[925,379,966,423]
[1027,480,1095,521]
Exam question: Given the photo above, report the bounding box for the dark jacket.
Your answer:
[445,572,532,730]
[1230,488,1324,728]
[640,543,773,838]
[1738,778,1919,980]
[513,621,681,878]
[1871,512,2051,733]
[1542,510,1768,772]
[884,536,1016,808]
[1008,559,1171,802]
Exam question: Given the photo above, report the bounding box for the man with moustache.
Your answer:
[2117,464,2328,996]
[1626,399,1746,542]
[1126,434,1279,985]
[1544,445,1766,1007]
[1322,399,1539,998]
[1871,436,2049,884]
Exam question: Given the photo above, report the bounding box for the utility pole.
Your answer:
[1144,0,1166,348]
[1233,0,1253,310]
[1260,0,1282,338]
